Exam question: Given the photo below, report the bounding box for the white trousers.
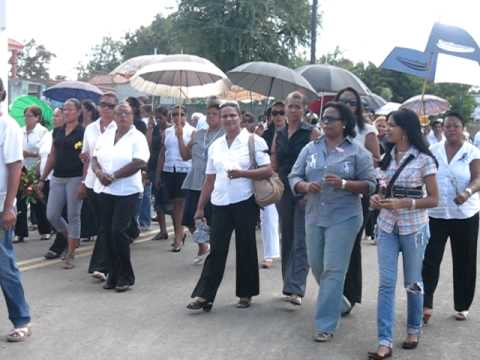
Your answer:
[260,204,280,260]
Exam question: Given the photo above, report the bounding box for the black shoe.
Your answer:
[103,282,116,290]
[401,339,419,350]
[115,284,131,292]
[187,299,213,312]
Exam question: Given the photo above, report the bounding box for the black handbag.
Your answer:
[384,154,421,199]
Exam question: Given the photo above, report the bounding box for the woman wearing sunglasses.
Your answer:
[289,102,376,342]
[335,87,381,316]
[157,106,196,252]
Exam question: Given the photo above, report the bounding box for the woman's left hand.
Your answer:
[227,169,245,180]
[378,198,406,210]
[454,191,470,205]
[324,175,343,189]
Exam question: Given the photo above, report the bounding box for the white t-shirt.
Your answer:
[429,141,480,219]
[426,131,445,146]
[206,129,270,206]
[82,118,117,189]
[38,130,53,181]
[22,123,48,170]
[0,115,24,212]
[163,123,195,173]
[354,123,377,149]
[93,126,150,196]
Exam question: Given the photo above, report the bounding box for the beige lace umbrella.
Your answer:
[221,85,267,103]
[130,54,231,99]
[110,55,166,84]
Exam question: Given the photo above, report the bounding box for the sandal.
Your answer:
[236,297,251,309]
[63,254,75,270]
[153,232,169,241]
[261,259,273,269]
[368,347,392,359]
[6,324,32,342]
[455,311,469,321]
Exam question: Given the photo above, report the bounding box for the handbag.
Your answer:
[384,154,423,199]
[248,135,284,207]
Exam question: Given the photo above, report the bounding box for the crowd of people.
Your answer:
[1,75,479,359]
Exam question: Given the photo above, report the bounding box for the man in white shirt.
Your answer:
[0,78,32,342]
[81,92,118,281]
[426,118,445,145]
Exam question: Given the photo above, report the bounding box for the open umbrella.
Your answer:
[400,94,449,116]
[110,54,166,84]
[130,54,231,98]
[362,93,387,111]
[43,80,104,103]
[9,95,53,129]
[375,102,401,116]
[228,61,317,101]
[296,64,371,96]
[221,85,267,103]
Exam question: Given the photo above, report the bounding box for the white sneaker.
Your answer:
[288,294,302,306]
[455,311,468,321]
[92,271,107,282]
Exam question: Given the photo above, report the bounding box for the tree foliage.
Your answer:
[77,37,124,80]
[16,39,56,80]
[173,0,311,70]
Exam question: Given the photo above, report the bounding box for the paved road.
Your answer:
[0,228,477,359]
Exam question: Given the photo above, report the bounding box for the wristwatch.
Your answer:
[341,179,347,189]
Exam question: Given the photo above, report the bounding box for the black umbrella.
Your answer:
[227,61,318,101]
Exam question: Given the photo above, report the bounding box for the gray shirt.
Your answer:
[182,128,224,191]
[288,136,376,227]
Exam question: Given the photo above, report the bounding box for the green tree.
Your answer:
[16,39,56,80]
[173,0,312,70]
[122,15,178,60]
[77,37,124,80]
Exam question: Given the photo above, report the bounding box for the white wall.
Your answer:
[0,0,7,110]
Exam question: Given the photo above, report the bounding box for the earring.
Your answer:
[343,126,346,129]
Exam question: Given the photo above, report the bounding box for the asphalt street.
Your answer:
[0,227,477,360]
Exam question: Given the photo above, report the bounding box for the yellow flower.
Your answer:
[74,141,82,150]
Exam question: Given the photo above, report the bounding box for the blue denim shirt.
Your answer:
[288,136,376,227]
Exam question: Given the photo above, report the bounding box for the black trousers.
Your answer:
[343,195,369,305]
[88,188,107,274]
[15,185,52,237]
[100,192,138,287]
[423,214,479,311]
[191,196,259,302]
[81,192,98,238]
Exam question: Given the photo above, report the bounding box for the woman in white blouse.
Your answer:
[91,102,150,292]
[14,106,49,243]
[423,111,480,322]
[187,101,273,311]
[156,106,196,252]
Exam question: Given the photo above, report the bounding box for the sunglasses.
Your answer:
[339,99,358,107]
[271,110,285,116]
[172,113,186,117]
[99,102,116,109]
[321,115,342,124]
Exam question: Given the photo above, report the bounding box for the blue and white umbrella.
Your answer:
[44,80,104,103]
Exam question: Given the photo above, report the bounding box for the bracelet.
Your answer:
[341,179,347,190]
[410,199,416,210]
[465,187,473,196]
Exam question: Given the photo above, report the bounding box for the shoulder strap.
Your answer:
[248,135,258,169]
[385,154,415,198]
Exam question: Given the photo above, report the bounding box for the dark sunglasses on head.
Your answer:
[271,110,285,116]
[321,115,342,124]
[99,102,116,109]
[339,99,358,107]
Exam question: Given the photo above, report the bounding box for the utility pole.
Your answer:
[310,0,318,64]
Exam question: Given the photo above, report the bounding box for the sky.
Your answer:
[7,0,480,79]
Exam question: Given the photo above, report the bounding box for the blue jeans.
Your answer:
[305,215,362,333]
[139,183,152,228]
[376,225,429,347]
[0,228,31,327]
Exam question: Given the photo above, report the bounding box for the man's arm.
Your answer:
[3,160,22,229]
